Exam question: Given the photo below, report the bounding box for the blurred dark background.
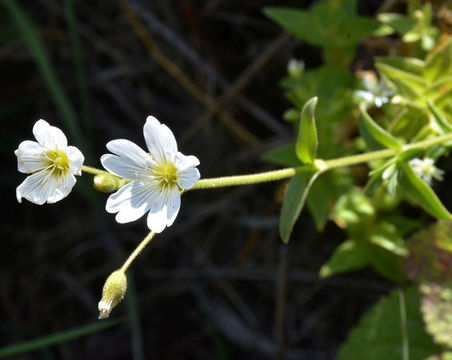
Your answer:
[1,1,395,359]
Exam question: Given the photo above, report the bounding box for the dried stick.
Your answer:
[119,0,259,146]
[126,0,287,136]
[181,32,290,144]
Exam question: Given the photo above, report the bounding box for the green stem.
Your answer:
[191,132,452,190]
[81,165,109,176]
[82,132,452,191]
[191,167,298,190]
[120,231,156,272]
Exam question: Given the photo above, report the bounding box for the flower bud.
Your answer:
[93,173,128,193]
[283,109,300,122]
[98,269,127,320]
[287,59,304,79]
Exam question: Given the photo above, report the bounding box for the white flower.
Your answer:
[101,116,200,233]
[355,78,393,108]
[15,119,84,205]
[409,157,444,184]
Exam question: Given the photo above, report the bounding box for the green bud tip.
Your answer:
[98,269,127,320]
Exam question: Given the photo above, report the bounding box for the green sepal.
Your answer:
[296,97,318,164]
[280,166,320,243]
[398,163,452,220]
[359,104,402,150]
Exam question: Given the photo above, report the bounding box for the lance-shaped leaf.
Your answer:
[359,104,402,150]
[376,61,426,99]
[280,167,320,243]
[424,38,452,82]
[373,55,425,76]
[427,99,452,133]
[262,143,302,167]
[399,163,452,220]
[296,97,318,164]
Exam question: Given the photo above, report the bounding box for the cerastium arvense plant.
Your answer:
[15,89,452,319]
[14,1,452,331]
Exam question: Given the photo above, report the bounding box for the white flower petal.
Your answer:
[166,187,181,227]
[147,206,167,233]
[66,146,84,175]
[106,181,153,223]
[116,184,154,223]
[105,139,150,169]
[16,170,58,205]
[33,119,67,149]
[143,116,177,162]
[101,154,149,180]
[177,167,200,189]
[174,152,200,172]
[15,140,47,174]
[106,181,135,213]
[146,188,171,233]
[47,174,76,204]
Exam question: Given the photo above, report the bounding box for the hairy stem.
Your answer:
[120,231,156,272]
[82,132,452,191]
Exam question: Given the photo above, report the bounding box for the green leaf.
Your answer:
[0,319,121,357]
[263,7,322,45]
[365,171,384,195]
[370,245,405,283]
[264,3,378,65]
[319,239,369,278]
[376,61,427,99]
[369,223,408,257]
[377,13,415,35]
[296,97,318,164]
[427,99,452,133]
[307,168,352,230]
[338,287,436,360]
[280,168,320,243]
[374,56,425,76]
[398,164,452,220]
[396,147,424,162]
[262,143,302,167]
[359,105,402,150]
[425,38,452,82]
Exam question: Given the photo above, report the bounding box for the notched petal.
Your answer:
[143,116,177,161]
[33,119,68,149]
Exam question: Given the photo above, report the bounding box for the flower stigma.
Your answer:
[45,149,70,176]
[152,160,178,188]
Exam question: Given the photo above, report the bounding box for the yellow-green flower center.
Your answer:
[153,160,178,187]
[45,149,70,177]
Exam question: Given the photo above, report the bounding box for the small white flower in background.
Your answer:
[409,158,444,184]
[15,119,84,205]
[287,58,304,79]
[355,77,393,108]
[101,116,200,233]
